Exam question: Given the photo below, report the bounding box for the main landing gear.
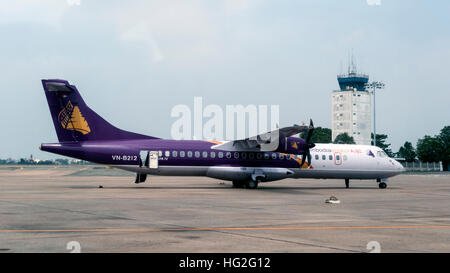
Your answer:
[345,178,350,189]
[232,179,260,189]
[246,180,259,189]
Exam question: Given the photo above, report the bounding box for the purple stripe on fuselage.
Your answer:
[40,139,304,168]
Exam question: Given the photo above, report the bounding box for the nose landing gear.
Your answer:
[377,178,387,189]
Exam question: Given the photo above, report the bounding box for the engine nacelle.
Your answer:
[273,137,307,155]
[206,166,294,182]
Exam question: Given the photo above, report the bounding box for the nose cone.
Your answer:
[394,160,405,172]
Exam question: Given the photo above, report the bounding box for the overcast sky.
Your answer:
[0,0,449,159]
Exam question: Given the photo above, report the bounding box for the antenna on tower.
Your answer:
[347,51,351,74]
[350,49,357,74]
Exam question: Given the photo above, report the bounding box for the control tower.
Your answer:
[331,59,372,145]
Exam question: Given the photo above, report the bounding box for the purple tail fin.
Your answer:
[42,79,158,142]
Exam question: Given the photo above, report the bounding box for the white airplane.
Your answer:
[40,79,404,189]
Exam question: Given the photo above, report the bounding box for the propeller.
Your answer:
[300,119,315,168]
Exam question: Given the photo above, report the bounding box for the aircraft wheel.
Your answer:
[246,180,259,189]
[345,179,350,189]
[232,180,244,188]
[379,182,387,189]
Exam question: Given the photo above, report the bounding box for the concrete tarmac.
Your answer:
[0,166,449,252]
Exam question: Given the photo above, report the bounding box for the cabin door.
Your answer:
[149,151,159,169]
[139,151,159,169]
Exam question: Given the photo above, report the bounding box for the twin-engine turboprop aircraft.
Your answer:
[40,79,404,189]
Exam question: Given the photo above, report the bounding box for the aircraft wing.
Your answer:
[210,124,308,152]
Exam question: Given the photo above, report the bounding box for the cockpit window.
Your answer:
[376,151,388,158]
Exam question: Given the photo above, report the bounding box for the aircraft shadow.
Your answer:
[67,185,390,190]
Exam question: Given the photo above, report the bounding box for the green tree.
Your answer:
[299,127,331,143]
[439,126,450,171]
[333,133,355,144]
[416,135,443,163]
[417,126,450,171]
[397,141,416,162]
[371,133,393,157]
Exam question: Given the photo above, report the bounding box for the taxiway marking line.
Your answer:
[1,225,450,233]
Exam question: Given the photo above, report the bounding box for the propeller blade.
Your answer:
[306,149,312,165]
[300,119,315,168]
[305,119,314,143]
[300,150,308,167]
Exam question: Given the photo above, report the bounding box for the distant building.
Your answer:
[331,60,372,145]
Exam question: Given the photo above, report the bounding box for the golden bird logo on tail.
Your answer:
[58,101,91,135]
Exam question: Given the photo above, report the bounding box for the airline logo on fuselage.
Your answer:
[58,101,91,135]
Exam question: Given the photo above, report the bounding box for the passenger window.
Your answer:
[172,151,177,157]
[226,152,231,159]
[329,155,333,160]
[256,153,262,159]
[158,151,162,157]
[202,151,208,158]
[195,151,200,158]
[187,151,193,158]
[249,153,255,159]
[218,152,223,158]
[336,155,340,161]
[315,154,319,160]
[322,155,326,160]
[234,152,239,159]
[279,154,284,160]
[165,151,170,157]
[343,155,347,160]
[210,152,216,158]
[272,153,277,159]
[264,153,269,159]
[241,152,247,159]
[180,151,185,157]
